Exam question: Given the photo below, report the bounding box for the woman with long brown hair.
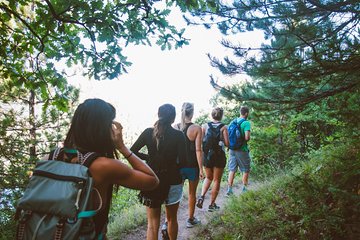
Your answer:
[45,98,159,239]
[131,104,187,240]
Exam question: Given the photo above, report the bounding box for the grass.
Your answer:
[192,142,360,240]
[107,203,147,239]
[106,161,256,238]
[107,180,194,239]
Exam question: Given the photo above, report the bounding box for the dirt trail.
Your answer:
[121,180,257,240]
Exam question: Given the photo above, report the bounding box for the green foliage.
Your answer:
[195,141,360,239]
[107,203,147,240]
[0,1,224,237]
[0,0,205,110]
[174,0,219,12]
[0,77,78,239]
[107,186,146,239]
[188,0,360,110]
[110,187,139,217]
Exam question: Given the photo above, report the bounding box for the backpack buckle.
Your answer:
[67,216,78,224]
[56,220,65,228]
[19,210,32,223]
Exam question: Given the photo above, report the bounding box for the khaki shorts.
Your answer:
[228,150,251,173]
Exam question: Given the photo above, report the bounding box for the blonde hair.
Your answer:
[180,102,194,130]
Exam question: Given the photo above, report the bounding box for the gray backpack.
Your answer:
[15,148,102,240]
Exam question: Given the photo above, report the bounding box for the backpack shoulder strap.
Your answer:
[216,123,225,129]
[48,147,64,160]
[49,148,99,168]
[81,152,100,168]
[207,122,214,129]
[238,118,247,127]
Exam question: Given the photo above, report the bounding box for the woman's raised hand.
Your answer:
[111,121,126,151]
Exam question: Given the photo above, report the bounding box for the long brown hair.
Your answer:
[153,104,176,149]
[64,98,116,158]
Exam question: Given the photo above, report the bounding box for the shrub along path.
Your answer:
[120,179,260,240]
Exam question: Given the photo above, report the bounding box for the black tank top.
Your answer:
[182,123,199,168]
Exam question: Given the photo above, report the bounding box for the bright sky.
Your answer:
[67,8,264,139]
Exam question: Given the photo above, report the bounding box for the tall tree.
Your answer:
[0,1,220,237]
[0,78,78,238]
[1,0,189,106]
[185,0,360,109]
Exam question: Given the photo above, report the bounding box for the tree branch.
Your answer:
[0,4,45,52]
[210,75,360,108]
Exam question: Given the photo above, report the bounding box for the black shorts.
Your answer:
[203,150,226,168]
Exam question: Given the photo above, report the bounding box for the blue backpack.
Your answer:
[228,118,247,150]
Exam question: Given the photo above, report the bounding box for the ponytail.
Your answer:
[153,104,176,149]
[180,102,194,130]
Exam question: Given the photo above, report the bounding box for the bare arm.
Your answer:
[222,126,230,147]
[244,131,251,141]
[103,121,159,190]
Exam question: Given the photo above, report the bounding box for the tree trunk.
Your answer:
[29,89,36,158]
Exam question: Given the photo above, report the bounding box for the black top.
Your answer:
[130,126,187,185]
[182,123,198,168]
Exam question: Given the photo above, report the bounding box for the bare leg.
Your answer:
[210,167,224,205]
[227,170,236,188]
[200,167,214,197]
[165,202,180,240]
[243,172,250,186]
[146,207,161,240]
[188,179,199,219]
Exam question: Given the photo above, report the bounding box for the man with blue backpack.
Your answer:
[226,106,252,196]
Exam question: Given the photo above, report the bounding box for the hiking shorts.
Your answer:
[228,150,251,173]
[165,184,183,206]
[180,167,199,181]
[203,150,226,169]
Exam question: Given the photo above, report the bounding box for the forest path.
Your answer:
[121,179,260,240]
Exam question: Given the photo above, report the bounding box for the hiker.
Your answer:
[42,98,159,238]
[174,102,204,228]
[196,107,229,212]
[226,106,252,195]
[131,103,187,240]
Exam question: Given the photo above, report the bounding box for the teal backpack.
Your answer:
[15,148,102,240]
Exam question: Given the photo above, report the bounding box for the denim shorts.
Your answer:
[180,168,199,181]
[165,184,183,206]
[228,150,251,173]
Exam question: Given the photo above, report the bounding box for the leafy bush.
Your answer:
[107,204,147,240]
[110,187,140,218]
[107,187,146,239]
[195,141,360,239]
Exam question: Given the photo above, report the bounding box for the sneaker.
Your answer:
[186,217,201,228]
[208,203,220,212]
[161,222,169,240]
[242,186,247,192]
[196,196,204,209]
[226,189,234,197]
